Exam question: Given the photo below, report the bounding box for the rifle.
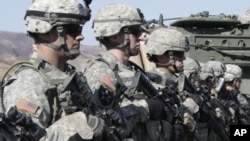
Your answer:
[125,71,179,123]
[0,107,45,141]
[124,71,159,98]
[178,72,197,94]
[196,86,230,141]
[74,71,125,141]
[178,73,230,141]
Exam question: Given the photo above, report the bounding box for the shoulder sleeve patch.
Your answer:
[101,75,116,92]
[16,98,39,115]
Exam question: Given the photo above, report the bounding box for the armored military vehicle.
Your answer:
[130,10,250,94]
[170,11,250,94]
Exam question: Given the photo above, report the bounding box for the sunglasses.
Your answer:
[63,24,83,36]
[173,51,185,57]
[126,26,142,37]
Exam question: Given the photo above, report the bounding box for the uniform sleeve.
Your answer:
[4,69,94,141]
[83,60,150,131]
[82,61,117,109]
[41,112,94,141]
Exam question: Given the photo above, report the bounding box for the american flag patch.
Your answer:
[16,98,39,115]
[101,75,116,92]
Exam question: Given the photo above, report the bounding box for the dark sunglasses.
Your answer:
[125,26,142,37]
[173,51,185,57]
[64,24,83,36]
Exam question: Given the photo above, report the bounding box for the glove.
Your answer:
[178,105,196,131]
[182,112,196,132]
[147,98,166,120]
[215,107,226,124]
[87,115,105,138]
[106,109,123,125]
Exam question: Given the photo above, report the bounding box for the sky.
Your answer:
[1,0,250,46]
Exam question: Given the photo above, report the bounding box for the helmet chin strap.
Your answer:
[44,26,80,60]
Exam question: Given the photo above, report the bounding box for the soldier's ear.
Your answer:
[38,29,57,43]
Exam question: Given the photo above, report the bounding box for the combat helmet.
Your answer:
[200,60,226,81]
[25,0,91,33]
[93,3,142,38]
[92,3,143,51]
[24,0,92,59]
[224,64,242,82]
[145,27,189,56]
[183,57,201,81]
[145,27,189,72]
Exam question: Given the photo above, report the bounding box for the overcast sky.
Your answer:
[1,0,249,45]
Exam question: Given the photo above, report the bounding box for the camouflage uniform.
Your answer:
[199,61,230,141]
[145,27,197,141]
[83,3,167,141]
[83,50,153,140]
[224,64,250,124]
[3,47,98,141]
[1,0,104,140]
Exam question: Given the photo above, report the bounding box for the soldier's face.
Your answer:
[173,51,186,71]
[128,26,142,56]
[63,24,84,51]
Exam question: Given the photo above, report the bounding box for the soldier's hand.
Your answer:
[182,112,196,132]
[87,114,105,138]
[105,109,123,125]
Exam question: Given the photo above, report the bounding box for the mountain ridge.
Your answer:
[0,30,104,76]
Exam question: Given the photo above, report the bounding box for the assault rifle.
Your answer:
[124,71,180,123]
[0,107,45,141]
[124,71,159,98]
[74,71,125,141]
[193,85,230,141]
[178,73,230,141]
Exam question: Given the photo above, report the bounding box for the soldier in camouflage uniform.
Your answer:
[183,57,210,141]
[199,60,231,141]
[145,27,198,141]
[1,0,105,140]
[183,57,202,89]
[82,3,167,141]
[224,64,250,124]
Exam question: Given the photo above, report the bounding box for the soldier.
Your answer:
[183,57,202,88]
[82,3,167,141]
[199,60,230,141]
[1,0,105,140]
[144,27,198,141]
[224,64,250,124]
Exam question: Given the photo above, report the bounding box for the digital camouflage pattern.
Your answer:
[25,0,88,33]
[92,3,142,37]
[224,64,242,82]
[183,57,201,79]
[82,50,150,138]
[3,46,94,140]
[200,61,226,81]
[145,28,188,56]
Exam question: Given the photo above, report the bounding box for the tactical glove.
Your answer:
[182,112,196,132]
[87,115,105,138]
[215,107,226,124]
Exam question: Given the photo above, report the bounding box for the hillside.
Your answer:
[0,31,104,77]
